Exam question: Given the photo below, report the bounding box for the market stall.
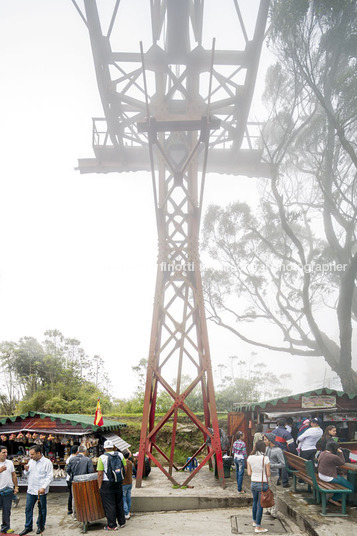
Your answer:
[0,411,129,489]
[228,388,357,454]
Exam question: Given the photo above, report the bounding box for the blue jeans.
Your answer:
[330,476,354,501]
[122,483,132,515]
[251,482,268,527]
[25,493,47,530]
[234,459,245,492]
[0,490,13,532]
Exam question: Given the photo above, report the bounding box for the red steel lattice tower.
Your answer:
[73,0,270,487]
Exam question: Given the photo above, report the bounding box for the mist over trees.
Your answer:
[2,1,355,418]
[202,0,357,392]
[113,358,291,414]
[0,336,290,416]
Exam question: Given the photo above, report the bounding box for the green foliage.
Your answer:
[155,390,173,413]
[131,357,148,397]
[111,357,291,415]
[214,358,291,411]
[1,336,290,417]
[115,396,145,414]
[215,378,259,410]
[0,330,111,415]
[17,383,111,414]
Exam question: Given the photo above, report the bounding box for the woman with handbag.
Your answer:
[247,440,272,534]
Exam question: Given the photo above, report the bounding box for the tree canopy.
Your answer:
[202,0,357,392]
[115,357,291,414]
[0,334,291,415]
[0,330,111,414]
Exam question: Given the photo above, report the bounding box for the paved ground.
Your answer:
[5,467,356,535]
[7,497,305,536]
[276,483,357,536]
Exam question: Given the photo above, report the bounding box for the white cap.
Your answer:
[103,440,114,449]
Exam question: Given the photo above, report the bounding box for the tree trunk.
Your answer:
[337,255,357,393]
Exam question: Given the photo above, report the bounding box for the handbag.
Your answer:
[260,456,275,508]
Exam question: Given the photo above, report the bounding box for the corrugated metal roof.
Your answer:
[232,388,357,412]
[0,412,126,432]
[101,432,131,452]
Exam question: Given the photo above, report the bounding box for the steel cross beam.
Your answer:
[75,0,270,178]
[73,0,269,487]
[134,111,224,487]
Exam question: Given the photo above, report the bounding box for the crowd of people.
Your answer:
[0,441,149,534]
[0,420,354,534]
[232,417,354,534]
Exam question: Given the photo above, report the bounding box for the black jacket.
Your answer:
[66,454,94,481]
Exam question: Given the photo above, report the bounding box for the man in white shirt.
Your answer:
[19,445,53,536]
[297,418,323,462]
[0,444,19,534]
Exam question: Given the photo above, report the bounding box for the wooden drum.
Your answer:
[72,474,105,523]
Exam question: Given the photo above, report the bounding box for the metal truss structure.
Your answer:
[73,0,269,487]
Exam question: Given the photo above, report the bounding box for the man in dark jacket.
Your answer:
[272,418,297,487]
[66,445,94,517]
[273,419,298,454]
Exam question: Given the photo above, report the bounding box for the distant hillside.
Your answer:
[114,412,228,464]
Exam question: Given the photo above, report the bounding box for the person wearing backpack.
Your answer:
[97,441,126,531]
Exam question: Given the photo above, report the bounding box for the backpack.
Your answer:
[104,452,124,483]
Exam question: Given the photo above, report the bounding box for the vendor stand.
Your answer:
[228,388,357,454]
[0,411,129,490]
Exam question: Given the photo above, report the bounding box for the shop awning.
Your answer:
[232,388,357,412]
[264,408,338,419]
[101,432,131,452]
[0,412,126,435]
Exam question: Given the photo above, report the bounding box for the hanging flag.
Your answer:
[94,398,104,426]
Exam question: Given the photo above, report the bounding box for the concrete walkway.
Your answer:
[276,483,357,536]
[6,467,356,535]
[8,499,305,536]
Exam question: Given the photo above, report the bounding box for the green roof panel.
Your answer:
[0,412,126,432]
[233,388,357,412]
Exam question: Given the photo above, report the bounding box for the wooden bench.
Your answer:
[283,451,352,516]
[283,451,314,494]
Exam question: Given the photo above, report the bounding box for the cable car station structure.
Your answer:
[73,0,270,487]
